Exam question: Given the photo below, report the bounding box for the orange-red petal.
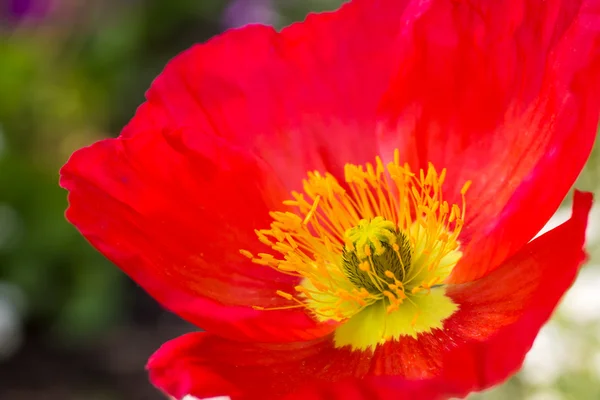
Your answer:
[61,0,429,343]
[438,190,592,394]
[60,129,332,342]
[377,0,600,283]
[283,378,451,400]
[130,0,424,187]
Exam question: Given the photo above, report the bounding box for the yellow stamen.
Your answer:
[242,153,467,350]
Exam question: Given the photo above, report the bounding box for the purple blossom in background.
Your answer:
[2,0,53,23]
[223,0,278,28]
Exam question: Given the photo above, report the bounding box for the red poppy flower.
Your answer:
[60,0,600,399]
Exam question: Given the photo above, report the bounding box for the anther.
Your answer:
[359,261,370,272]
[461,180,472,195]
[303,195,321,225]
[276,290,294,300]
[239,249,254,259]
[382,291,398,304]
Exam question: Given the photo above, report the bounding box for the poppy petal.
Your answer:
[283,377,457,400]
[146,191,591,400]
[377,0,600,282]
[131,0,428,186]
[437,190,592,395]
[60,128,333,342]
[61,0,435,343]
[148,334,450,400]
[147,332,353,400]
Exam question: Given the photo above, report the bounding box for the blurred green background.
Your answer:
[0,1,598,399]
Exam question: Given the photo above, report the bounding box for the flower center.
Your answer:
[342,218,412,297]
[241,150,471,349]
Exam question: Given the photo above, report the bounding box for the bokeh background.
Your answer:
[0,1,599,399]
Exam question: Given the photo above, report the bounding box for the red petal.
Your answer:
[147,332,357,400]
[131,0,426,186]
[283,378,451,400]
[146,191,591,400]
[435,190,593,394]
[60,129,333,342]
[146,333,456,400]
[61,0,433,343]
[148,334,452,400]
[377,0,600,283]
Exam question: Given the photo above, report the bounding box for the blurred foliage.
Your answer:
[0,0,599,399]
[0,0,234,340]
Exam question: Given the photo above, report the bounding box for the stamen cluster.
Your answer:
[241,150,470,324]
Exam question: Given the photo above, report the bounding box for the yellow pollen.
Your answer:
[243,150,469,349]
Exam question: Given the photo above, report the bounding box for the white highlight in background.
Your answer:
[534,203,600,245]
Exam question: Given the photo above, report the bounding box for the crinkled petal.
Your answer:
[60,128,332,342]
[147,332,355,400]
[377,0,600,282]
[61,0,430,343]
[437,191,592,394]
[283,378,458,400]
[130,0,426,186]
